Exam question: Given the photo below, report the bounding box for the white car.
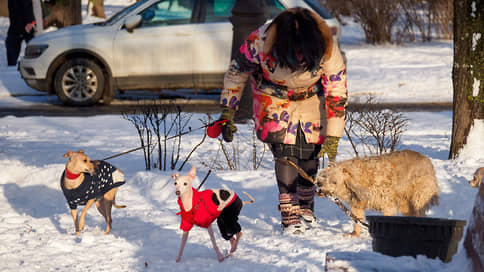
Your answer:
[19,0,342,106]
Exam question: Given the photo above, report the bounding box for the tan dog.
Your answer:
[469,167,484,188]
[316,150,440,236]
[61,150,126,235]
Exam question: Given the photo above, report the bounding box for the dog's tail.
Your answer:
[242,191,255,204]
[113,196,127,209]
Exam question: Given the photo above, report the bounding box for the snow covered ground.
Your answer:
[0,1,483,271]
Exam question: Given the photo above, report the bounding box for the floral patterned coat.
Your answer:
[220,19,347,145]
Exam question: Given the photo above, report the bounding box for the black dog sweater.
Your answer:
[60,160,125,209]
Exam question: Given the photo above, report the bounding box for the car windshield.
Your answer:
[101,0,147,26]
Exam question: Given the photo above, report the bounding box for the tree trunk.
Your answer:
[44,0,82,28]
[0,0,7,17]
[91,0,106,19]
[449,0,484,159]
[65,0,82,26]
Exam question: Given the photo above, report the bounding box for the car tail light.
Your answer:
[330,26,338,36]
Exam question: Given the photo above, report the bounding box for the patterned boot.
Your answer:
[298,184,316,225]
[279,193,305,234]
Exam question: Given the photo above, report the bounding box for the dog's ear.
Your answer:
[470,168,484,187]
[346,181,370,203]
[188,166,196,180]
[172,173,179,180]
[77,150,85,154]
[63,150,74,158]
[478,168,484,179]
[343,170,370,203]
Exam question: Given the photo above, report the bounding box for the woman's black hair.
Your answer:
[267,8,326,72]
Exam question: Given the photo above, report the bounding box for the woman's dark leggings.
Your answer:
[274,156,318,194]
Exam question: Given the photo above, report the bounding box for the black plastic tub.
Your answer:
[366,216,467,263]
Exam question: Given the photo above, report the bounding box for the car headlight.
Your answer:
[24,44,49,59]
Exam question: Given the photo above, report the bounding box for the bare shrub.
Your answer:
[122,102,206,171]
[147,105,170,170]
[345,96,408,156]
[320,0,453,44]
[429,0,453,39]
[251,127,267,170]
[350,0,400,44]
[124,106,267,172]
[397,0,453,42]
[177,116,210,171]
[122,109,153,170]
[200,121,267,171]
[397,0,431,42]
[218,138,240,170]
[319,0,353,24]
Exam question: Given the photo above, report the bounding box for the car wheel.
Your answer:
[54,58,105,106]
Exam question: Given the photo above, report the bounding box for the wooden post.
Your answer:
[0,0,8,17]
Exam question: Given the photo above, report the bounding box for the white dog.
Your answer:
[173,166,254,262]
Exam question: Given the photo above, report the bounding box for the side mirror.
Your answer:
[124,15,142,33]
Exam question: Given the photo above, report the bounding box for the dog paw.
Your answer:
[230,232,242,253]
[216,253,226,262]
[344,231,360,237]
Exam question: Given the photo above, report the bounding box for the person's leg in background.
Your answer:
[6,33,23,66]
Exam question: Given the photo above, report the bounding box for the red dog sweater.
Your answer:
[177,188,236,231]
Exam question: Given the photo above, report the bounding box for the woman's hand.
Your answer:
[318,136,340,162]
[219,107,237,142]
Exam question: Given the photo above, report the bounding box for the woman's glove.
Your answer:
[219,107,237,142]
[318,136,340,162]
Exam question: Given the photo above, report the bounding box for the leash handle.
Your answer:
[206,119,228,138]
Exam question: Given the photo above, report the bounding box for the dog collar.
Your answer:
[65,168,81,179]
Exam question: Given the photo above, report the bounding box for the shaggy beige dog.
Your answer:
[316,150,440,236]
[469,167,484,188]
